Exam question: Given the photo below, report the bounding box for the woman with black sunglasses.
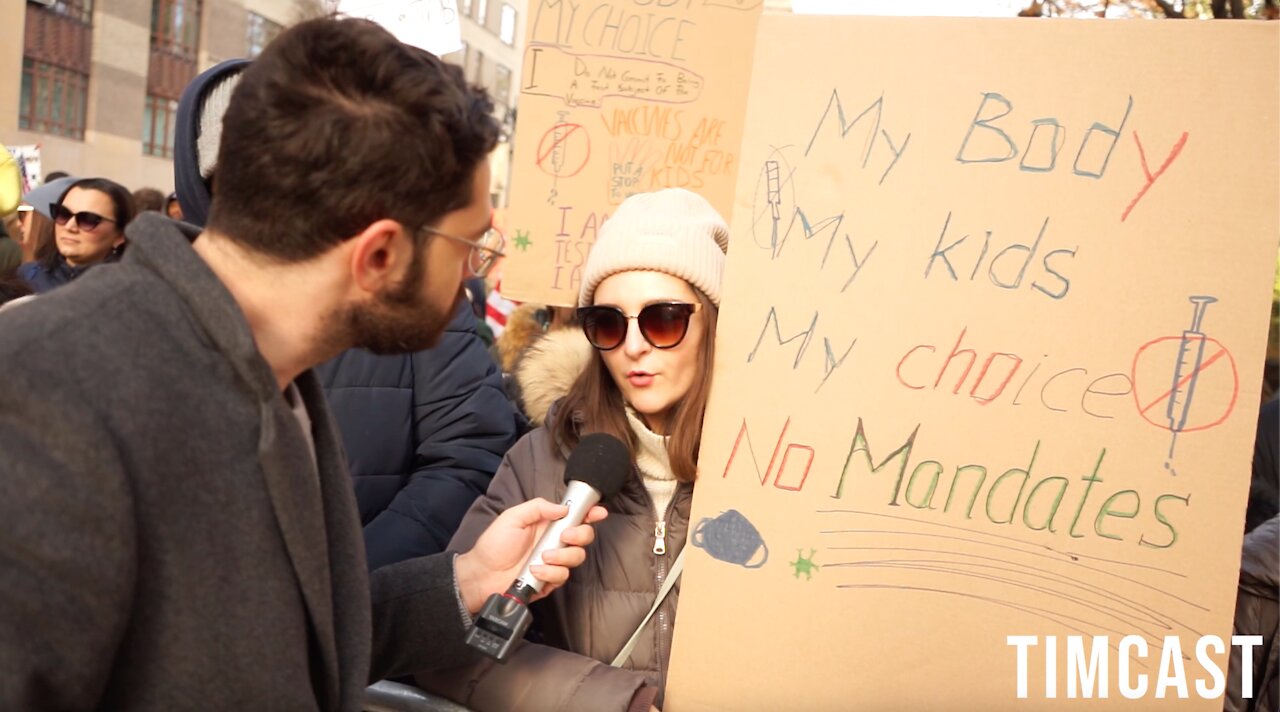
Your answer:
[417,188,728,712]
[17,177,134,294]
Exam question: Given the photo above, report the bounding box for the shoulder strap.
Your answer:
[611,547,686,668]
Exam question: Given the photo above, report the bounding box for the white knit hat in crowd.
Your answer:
[578,188,730,308]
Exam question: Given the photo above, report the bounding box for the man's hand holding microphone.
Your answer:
[455,496,608,615]
[462,434,630,661]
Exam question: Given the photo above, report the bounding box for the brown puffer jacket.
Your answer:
[416,330,692,712]
[1225,515,1278,712]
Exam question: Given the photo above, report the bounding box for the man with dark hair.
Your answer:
[173,56,525,573]
[0,17,604,711]
[132,187,166,213]
[206,37,496,266]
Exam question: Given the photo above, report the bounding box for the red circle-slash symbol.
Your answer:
[536,123,590,178]
[1130,336,1239,432]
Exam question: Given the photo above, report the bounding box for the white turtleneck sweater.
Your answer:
[625,406,678,554]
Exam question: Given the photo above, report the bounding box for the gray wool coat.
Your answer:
[0,213,477,711]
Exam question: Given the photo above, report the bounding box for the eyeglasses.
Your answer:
[419,225,506,278]
[576,302,699,351]
[51,203,116,231]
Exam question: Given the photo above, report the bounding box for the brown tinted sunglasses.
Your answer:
[576,302,698,351]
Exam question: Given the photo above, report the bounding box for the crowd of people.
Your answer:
[0,14,1274,712]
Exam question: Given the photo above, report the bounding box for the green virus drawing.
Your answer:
[513,230,533,251]
[790,548,820,580]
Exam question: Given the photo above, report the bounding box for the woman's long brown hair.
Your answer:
[549,287,718,483]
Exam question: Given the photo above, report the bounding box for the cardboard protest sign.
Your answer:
[498,0,764,305]
[338,0,463,56]
[6,145,41,195]
[666,15,1279,710]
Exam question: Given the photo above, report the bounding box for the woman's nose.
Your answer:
[621,318,650,358]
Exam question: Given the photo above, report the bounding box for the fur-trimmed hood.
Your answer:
[512,327,593,427]
[494,302,548,373]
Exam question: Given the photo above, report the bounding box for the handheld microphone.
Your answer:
[466,433,629,662]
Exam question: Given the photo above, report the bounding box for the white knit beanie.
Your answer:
[578,188,730,308]
[197,70,242,178]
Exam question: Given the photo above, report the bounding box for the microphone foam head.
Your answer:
[564,433,631,500]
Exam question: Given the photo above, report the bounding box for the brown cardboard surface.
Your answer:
[664,15,1280,711]
[498,0,763,306]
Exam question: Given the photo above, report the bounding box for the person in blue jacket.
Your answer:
[315,307,522,569]
[174,58,524,570]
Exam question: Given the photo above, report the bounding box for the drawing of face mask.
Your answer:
[691,509,769,569]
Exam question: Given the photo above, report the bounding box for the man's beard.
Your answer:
[330,252,456,355]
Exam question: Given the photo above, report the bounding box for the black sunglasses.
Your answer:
[51,203,116,231]
[576,302,699,351]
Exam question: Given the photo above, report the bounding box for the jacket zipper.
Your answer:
[650,490,680,694]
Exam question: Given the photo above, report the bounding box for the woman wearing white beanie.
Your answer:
[417,187,728,712]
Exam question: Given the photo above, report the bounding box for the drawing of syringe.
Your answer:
[766,160,781,254]
[550,124,567,174]
[1164,295,1218,468]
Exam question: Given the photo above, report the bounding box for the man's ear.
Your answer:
[348,219,416,295]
